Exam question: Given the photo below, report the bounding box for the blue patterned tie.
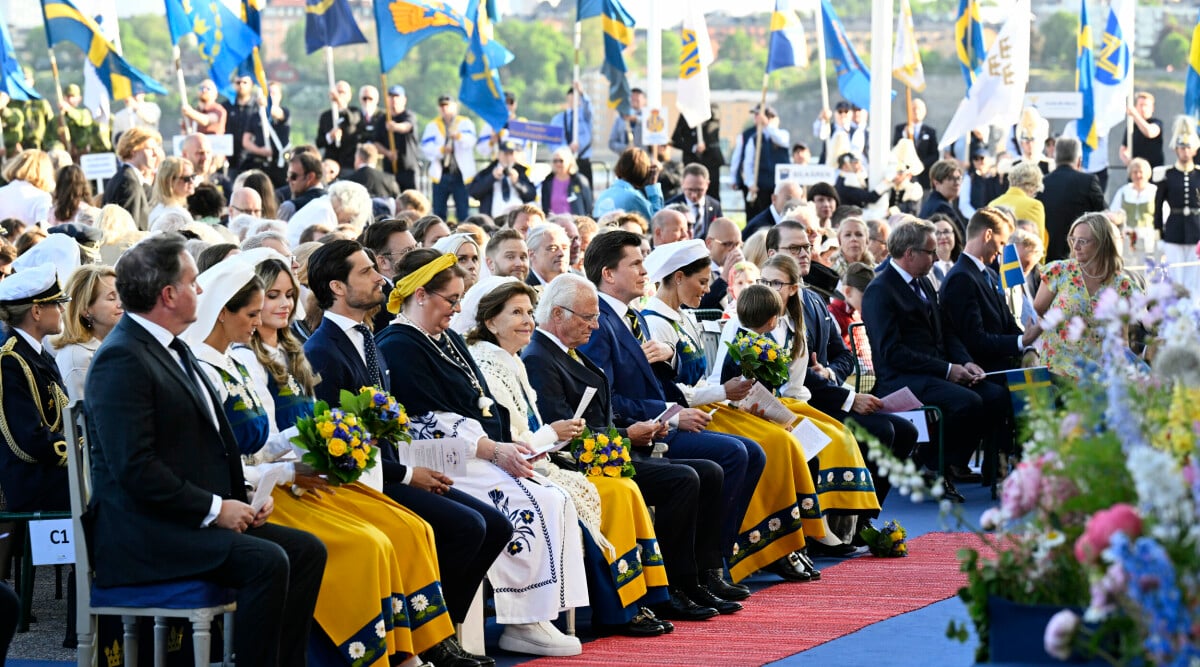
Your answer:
[354,324,383,388]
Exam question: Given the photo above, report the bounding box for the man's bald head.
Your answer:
[651,208,688,247]
[772,181,805,211]
[230,188,263,218]
[181,133,213,176]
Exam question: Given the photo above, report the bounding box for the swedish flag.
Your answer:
[165,0,260,98]
[999,243,1024,291]
[459,0,508,135]
[0,6,40,101]
[954,0,985,87]
[374,0,467,74]
[41,0,167,100]
[305,0,366,55]
[1005,366,1053,415]
[238,0,269,100]
[1187,11,1200,120]
[1075,0,1098,164]
[766,0,807,74]
[578,0,635,116]
[819,0,870,110]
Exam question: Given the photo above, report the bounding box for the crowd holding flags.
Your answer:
[165,0,261,99]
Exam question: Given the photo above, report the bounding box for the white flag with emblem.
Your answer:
[78,0,120,123]
[893,0,925,91]
[1093,0,1134,133]
[677,4,714,128]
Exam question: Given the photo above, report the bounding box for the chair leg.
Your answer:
[222,611,234,666]
[154,617,168,667]
[192,613,213,667]
[565,608,576,636]
[55,564,64,599]
[17,528,33,632]
[75,610,96,667]
[122,615,139,667]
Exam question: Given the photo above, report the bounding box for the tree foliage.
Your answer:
[1039,11,1078,68]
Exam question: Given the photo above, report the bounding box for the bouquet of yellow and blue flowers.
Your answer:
[291,401,378,485]
[859,519,908,558]
[344,386,411,447]
[570,426,635,478]
[725,332,791,389]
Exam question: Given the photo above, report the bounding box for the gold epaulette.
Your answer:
[0,336,68,466]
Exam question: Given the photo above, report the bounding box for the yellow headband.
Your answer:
[387,253,459,314]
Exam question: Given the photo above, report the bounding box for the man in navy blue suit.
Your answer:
[303,239,505,667]
[663,163,723,239]
[578,231,766,587]
[860,219,1008,492]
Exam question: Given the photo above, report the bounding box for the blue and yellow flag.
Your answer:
[999,243,1024,291]
[459,0,507,135]
[305,0,366,54]
[41,0,167,100]
[1187,11,1200,120]
[374,0,467,74]
[578,0,635,116]
[238,0,268,98]
[164,0,260,98]
[0,6,39,101]
[1075,0,1098,164]
[1005,366,1053,415]
[954,0,985,87]
[767,0,807,74]
[819,0,870,110]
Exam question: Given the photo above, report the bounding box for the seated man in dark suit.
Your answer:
[102,127,161,230]
[87,234,325,666]
[302,240,507,665]
[698,218,742,310]
[664,163,723,239]
[939,207,1043,373]
[523,273,733,622]
[860,219,1009,493]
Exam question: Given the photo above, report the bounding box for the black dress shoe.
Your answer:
[685,584,742,615]
[948,464,983,483]
[942,478,966,503]
[806,540,858,558]
[704,568,751,601]
[599,609,665,637]
[793,550,821,580]
[640,606,673,633]
[765,554,812,582]
[651,586,719,621]
[420,637,487,667]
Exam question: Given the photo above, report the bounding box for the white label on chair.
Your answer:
[892,410,931,444]
[28,519,75,565]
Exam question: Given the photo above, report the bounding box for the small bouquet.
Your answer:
[291,402,378,485]
[343,386,412,447]
[725,332,791,389]
[859,519,908,558]
[570,426,635,479]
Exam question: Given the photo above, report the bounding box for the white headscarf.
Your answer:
[450,275,518,336]
[433,232,479,256]
[181,255,259,348]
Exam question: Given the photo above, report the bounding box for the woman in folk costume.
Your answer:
[710,254,881,553]
[184,252,469,667]
[640,240,823,584]
[375,249,587,658]
[1152,117,1200,297]
[461,275,677,636]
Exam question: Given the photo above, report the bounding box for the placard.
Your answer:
[792,418,833,461]
[507,120,564,145]
[398,438,472,478]
[776,163,837,186]
[642,107,670,146]
[171,133,235,157]
[1023,92,1083,119]
[28,519,74,566]
[79,152,118,180]
[892,410,932,443]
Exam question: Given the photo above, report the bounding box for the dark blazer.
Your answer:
[892,122,940,188]
[539,173,594,217]
[664,193,722,239]
[468,160,536,215]
[834,174,885,209]
[917,190,967,235]
[938,254,1023,372]
[523,330,617,431]
[102,164,150,230]
[316,106,365,170]
[0,335,68,512]
[344,165,400,199]
[85,316,246,586]
[1038,165,1106,262]
[304,317,391,407]
[741,206,777,241]
[576,299,667,425]
[801,289,858,414]
[698,274,727,310]
[860,263,972,395]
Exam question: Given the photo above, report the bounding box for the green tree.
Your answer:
[1039,12,1078,68]
[1154,32,1190,70]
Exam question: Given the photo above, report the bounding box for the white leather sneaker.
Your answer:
[498,621,583,656]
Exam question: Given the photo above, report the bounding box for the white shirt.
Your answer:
[323,311,368,366]
[12,327,43,355]
[0,180,51,226]
[125,312,223,527]
[888,263,952,378]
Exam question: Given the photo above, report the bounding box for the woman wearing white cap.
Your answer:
[0,264,71,512]
[640,240,822,585]
[184,254,469,667]
[432,232,481,292]
[1152,117,1200,296]
[463,276,679,637]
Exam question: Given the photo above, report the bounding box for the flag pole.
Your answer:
[572,20,581,147]
[905,84,914,137]
[750,73,768,206]
[46,48,71,152]
[1126,36,1135,161]
[325,46,340,147]
[814,2,830,114]
[381,71,398,174]
[172,44,195,135]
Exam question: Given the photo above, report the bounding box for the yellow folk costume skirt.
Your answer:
[779,397,880,515]
[269,482,454,666]
[589,476,669,607]
[698,403,821,583]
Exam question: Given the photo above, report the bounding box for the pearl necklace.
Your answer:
[398,312,494,417]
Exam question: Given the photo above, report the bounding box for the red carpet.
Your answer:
[525,532,984,667]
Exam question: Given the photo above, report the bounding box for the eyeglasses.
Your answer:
[378,247,416,259]
[941,175,964,183]
[427,291,462,309]
[713,239,741,250]
[757,278,795,289]
[230,205,263,216]
[1068,237,1095,249]
[560,306,599,323]
[911,248,938,257]
[177,174,197,184]
[934,230,954,237]
[552,159,564,164]
[286,172,304,182]
[682,188,706,196]
[781,244,813,255]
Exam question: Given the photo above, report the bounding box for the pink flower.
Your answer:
[1044,609,1081,660]
[1074,503,1143,565]
[980,507,1004,530]
[1059,413,1082,440]
[1000,460,1043,520]
[1194,240,1200,259]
